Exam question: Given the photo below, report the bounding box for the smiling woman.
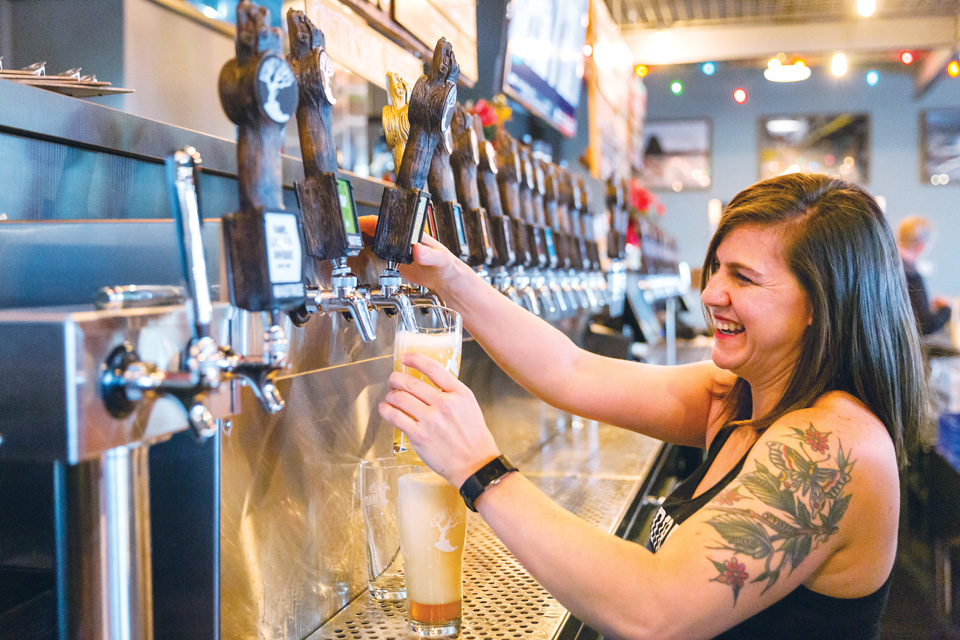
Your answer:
[377,171,925,639]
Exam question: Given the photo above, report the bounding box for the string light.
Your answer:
[900,51,914,65]
[764,58,811,82]
[582,43,593,57]
[857,0,876,17]
[948,61,960,78]
[670,80,684,95]
[634,64,649,77]
[701,62,716,75]
[866,70,879,86]
[733,88,748,104]
[830,53,848,77]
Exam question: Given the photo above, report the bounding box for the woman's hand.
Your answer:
[378,351,500,488]
[358,215,466,293]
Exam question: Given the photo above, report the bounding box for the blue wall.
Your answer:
[642,65,960,297]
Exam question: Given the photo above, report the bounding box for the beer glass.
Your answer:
[393,304,463,456]
[397,470,467,637]
[360,458,424,600]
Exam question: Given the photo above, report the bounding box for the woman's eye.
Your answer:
[735,273,754,284]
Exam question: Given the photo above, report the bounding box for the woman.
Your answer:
[371,173,924,639]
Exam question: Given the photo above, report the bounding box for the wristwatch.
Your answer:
[459,455,518,512]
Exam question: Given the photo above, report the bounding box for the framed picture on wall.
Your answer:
[637,118,712,191]
[921,109,960,185]
[757,113,870,183]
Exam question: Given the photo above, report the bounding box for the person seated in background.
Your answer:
[897,215,951,335]
[365,173,925,639]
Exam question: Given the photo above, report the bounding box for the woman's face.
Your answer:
[701,224,813,386]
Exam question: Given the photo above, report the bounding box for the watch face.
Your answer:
[256,55,298,124]
[317,49,337,106]
[482,141,498,175]
[439,84,458,132]
[469,128,480,165]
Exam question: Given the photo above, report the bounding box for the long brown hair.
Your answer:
[701,173,925,468]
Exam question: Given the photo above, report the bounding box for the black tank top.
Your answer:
[648,428,892,640]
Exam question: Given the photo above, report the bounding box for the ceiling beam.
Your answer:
[915,45,960,98]
[623,15,960,65]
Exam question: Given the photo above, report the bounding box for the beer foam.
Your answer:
[394,330,461,354]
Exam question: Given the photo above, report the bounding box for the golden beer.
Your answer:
[392,307,462,457]
[397,470,466,637]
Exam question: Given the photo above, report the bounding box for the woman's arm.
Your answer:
[381,365,898,639]
[362,217,721,446]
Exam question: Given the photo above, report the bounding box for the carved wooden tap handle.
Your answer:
[286,8,362,261]
[373,38,460,264]
[218,0,305,313]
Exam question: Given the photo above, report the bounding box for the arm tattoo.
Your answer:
[703,424,855,604]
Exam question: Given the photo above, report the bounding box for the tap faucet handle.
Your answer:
[166,147,213,338]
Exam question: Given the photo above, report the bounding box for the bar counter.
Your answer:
[309,425,664,640]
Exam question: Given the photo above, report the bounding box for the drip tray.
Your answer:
[309,474,642,640]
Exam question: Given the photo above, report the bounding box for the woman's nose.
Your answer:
[700,274,728,308]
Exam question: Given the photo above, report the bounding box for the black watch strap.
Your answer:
[459,455,518,512]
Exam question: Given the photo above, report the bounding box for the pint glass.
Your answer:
[360,458,423,600]
[397,470,466,637]
[393,304,463,456]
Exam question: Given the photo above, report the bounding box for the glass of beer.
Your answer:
[397,470,467,637]
[360,458,424,600]
[393,304,463,457]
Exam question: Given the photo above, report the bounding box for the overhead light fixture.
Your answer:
[831,53,848,77]
[857,0,876,17]
[764,58,811,82]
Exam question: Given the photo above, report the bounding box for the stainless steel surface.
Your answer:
[62,445,153,640]
[0,303,235,463]
[94,285,186,311]
[305,425,663,640]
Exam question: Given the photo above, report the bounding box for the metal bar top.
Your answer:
[309,425,663,640]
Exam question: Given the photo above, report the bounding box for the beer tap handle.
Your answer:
[219,1,305,313]
[473,116,514,267]
[374,39,459,264]
[287,9,363,261]
[428,128,470,261]
[166,147,212,339]
[450,104,494,267]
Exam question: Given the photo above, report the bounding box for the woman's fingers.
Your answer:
[399,352,460,393]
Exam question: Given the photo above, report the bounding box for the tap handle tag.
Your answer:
[462,207,495,267]
[487,215,515,268]
[295,174,362,260]
[222,208,306,312]
[433,200,470,261]
[513,218,533,267]
[541,227,559,269]
[373,186,430,263]
[166,147,213,338]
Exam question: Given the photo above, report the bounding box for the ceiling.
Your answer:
[605,0,960,30]
[608,0,960,89]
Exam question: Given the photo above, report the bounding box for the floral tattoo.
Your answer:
[704,424,854,604]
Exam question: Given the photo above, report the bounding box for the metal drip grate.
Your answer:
[309,475,639,640]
